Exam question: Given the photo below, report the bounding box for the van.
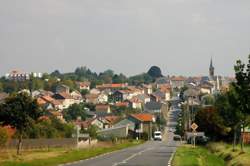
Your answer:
[154,131,162,141]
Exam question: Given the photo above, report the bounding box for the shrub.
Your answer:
[0,127,8,147]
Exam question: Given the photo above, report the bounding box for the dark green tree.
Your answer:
[63,103,87,121]
[233,55,250,151]
[0,93,42,154]
[147,66,163,78]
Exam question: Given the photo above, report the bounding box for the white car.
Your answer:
[154,131,162,141]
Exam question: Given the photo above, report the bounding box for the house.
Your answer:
[112,90,131,102]
[127,86,144,96]
[89,88,101,95]
[52,93,75,109]
[150,94,162,102]
[70,90,83,103]
[114,119,135,131]
[128,113,155,138]
[85,94,99,104]
[136,94,150,104]
[75,118,104,130]
[144,101,162,114]
[170,76,186,89]
[0,92,9,103]
[128,97,143,109]
[141,84,153,95]
[97,93,108,103]
[76,81,91,90]
[5,70,30,81]
[99,115,120,129]
[155,77,170,88]
[159,87,171,101]
[199,82,214,94]
[37,95,63,110]
[95,104,111,116]
[56,84,70,94]
[152,90,168,101]
[32,90,54,98]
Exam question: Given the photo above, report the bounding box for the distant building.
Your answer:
[5,70,30,81]
[31,72,43,78]
[5,70,43,81]
[170,76,186,89]
[76,81,91,91]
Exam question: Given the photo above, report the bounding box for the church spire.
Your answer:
[209,57,214,77]
[210,58,213,68]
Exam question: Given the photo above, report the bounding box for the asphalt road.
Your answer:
[64,101,181,166]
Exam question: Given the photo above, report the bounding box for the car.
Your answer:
[173,135,182,141]
[154,131,162,141]
[187,136,209,145]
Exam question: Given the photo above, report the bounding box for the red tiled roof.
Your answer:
[37,98,47,105]
[171,76,186,81]
[41,95,55,103]
[96,83,127,89]
[130,113,154,122]
[104,116,120,124]
[96,104,110,111]
[115,102,129,107]
[129,97,142,103]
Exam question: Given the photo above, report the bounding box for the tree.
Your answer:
[87,125,98,138]
[51,70,61,78]
[147,66,163,78]
[201,94,215,106]
[112,74,127,83]
[215,87,242,150]
[63,103,87,121]
[0,82,3,92]
[233,55,250,151]
[0,93,42,154]
[195,107,230,140]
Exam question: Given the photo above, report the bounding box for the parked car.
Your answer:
[154,131,162,141]
[187,136,209,145]
[173,135,182,141]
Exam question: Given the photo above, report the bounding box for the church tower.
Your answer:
[209,58,215,78]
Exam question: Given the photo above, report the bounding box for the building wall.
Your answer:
[243,132,250,144]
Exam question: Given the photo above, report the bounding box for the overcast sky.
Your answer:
[1,0,250,77]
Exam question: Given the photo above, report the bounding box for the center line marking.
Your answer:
[112,147,154,166]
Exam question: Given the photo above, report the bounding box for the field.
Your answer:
[0,140,143,166]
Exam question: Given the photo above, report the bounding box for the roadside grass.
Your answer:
[207,142,250,166]
[172,145,225,166]
[0,140,143,166]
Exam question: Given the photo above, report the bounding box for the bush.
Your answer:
[0,127,8,147]
[141,132,149,140]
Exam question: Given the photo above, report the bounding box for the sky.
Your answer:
[1,0,250,77]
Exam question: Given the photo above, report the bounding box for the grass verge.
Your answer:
[0,140,143,166]
[207,142,250,166]
[172,145,225,166]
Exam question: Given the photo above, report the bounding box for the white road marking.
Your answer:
[112,147,154,166]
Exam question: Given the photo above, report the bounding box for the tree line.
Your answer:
[0,66,162,94]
